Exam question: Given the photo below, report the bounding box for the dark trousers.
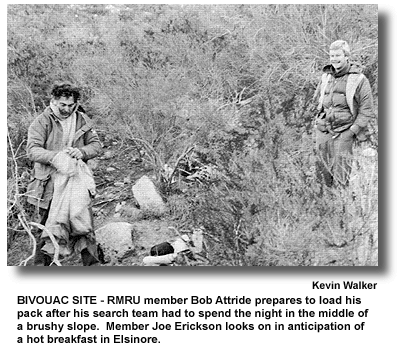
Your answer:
[315,128,355,187]
[35,240,98,266]
[33,204,101,266]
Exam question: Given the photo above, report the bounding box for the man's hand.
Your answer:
[64,147,84,159]
[316,119,328,132]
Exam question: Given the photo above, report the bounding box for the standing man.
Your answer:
[314,40,374,187]
[27,82,102,266]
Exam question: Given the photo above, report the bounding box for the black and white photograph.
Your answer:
[7,4,378,267]
[4,2,399,352]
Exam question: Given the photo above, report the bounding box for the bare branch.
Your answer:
[29,222,62,266]
[166,145,195,187]
[17,214,37,266]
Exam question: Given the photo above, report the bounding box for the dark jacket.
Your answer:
[314,62,374,135]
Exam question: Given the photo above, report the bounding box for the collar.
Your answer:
[49,101,79,121]
[323,61,363,77]
[333,61,351,77]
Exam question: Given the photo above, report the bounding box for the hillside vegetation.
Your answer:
[7,4,378,266]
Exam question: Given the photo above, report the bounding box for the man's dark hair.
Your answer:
[51,82,81,102]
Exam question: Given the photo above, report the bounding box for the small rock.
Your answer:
[96,222,135,260]
[132,176,166,214]
[362,147,377,158]
[120,206,141,219]
[87,159,99,170]
[103,151,113,159]
[106,167,116,172]
[192,228,204,253]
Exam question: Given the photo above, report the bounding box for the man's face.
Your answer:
[329,49,347,71]
[53,96,76,119]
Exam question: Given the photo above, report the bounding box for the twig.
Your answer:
[8,126,37,266]
[17,214,37,266]
[325,219,337,237]
[352,44,377,53]
[166,145,195,187]
[13,140,26,159]
[168,226,181,237]
[7,227,26,233]
[234,218,243,251]
[130,136,162,171]
[203,231,222,244]
[206,30,231,44]
[29,222,62,266]
[93,198,119,207]
[7,128,19,208]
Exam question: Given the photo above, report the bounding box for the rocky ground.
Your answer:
[7,138,189,267]
[7,138,378,267]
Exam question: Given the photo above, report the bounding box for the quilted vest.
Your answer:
[317,72,365,117]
